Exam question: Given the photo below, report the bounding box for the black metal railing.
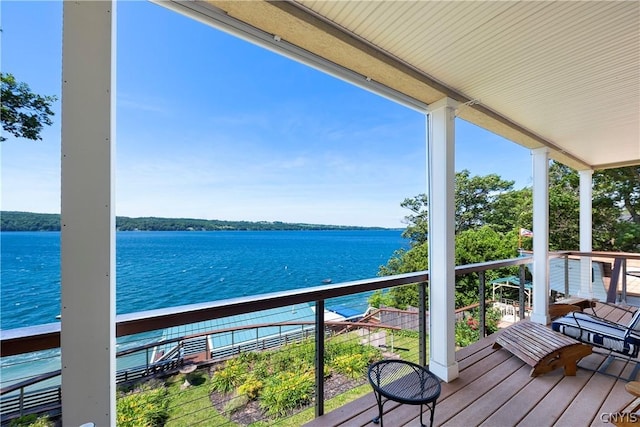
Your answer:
[2,251,638,423]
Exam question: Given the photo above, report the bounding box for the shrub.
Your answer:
[9,414,54,427]
[252,360,270,378]
[116,385,169,427]
[455,315,479,347]
[455,307,503,347]
[238,374,263,400]
[331,353,370,378]
[259,370,315,417]
[210,358,248,394]
[486,307,502,334]
[237,351,261,365]
[269,341,314,372]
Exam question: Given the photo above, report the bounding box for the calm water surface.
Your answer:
[1,230,407,386]
[1,230,408,330]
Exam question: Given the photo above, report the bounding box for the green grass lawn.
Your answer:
[148,330,427,426]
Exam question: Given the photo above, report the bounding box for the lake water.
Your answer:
[1,230,407,387]
[1,230,407,330]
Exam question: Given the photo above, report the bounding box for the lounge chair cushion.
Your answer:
[552,311,640,358]
[628,309,640,334]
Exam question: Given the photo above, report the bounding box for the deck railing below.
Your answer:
[2,251,638,423]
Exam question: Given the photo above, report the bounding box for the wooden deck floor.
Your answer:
[305,302,640,427]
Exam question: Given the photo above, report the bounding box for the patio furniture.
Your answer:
[367,359,441,427]
[612,381,640,426]
[551,308,640,358]
[493,321,592,376]
[549,297,597,320]
[555,297,597,311]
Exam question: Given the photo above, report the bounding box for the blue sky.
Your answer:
[1,1,532,228]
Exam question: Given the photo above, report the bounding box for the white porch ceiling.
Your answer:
[170,1,640,171]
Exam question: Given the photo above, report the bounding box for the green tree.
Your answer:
[374,164,639,311]
[399,193,429,245]
[548,162,580,250]
[399,170,516,242]
[373,244,429,309]
[594,166,640,252]
[547,162,639,252]
[374,171,525,309]
[1,73,57,142]
[485,187,532,235]
[455,170,515,233]
[454,226,519,306]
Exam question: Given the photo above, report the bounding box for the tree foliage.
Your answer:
[594,166,640,250]
[547,163,640,251]
[0,211,381,232]
[374,170,529,309]
[1,73,57,142]
[375,164,639,310]
[455,170,515,233]
[400,170,519,243]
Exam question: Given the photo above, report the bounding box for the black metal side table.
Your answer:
[367,359,441,427]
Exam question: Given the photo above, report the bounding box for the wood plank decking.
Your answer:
[305,302,640,427]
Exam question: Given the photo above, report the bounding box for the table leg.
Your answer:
[430,400,436,426]
[373,391,384,426]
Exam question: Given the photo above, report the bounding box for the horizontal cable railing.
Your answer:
[2,256,537,357]
[2,255,539,424]
[1,269,429,357]
[4,251,639,425]
[547,251,640,304]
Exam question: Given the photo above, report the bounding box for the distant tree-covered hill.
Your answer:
[1,211,384,232]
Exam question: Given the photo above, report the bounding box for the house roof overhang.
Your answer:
[159,0,640,171]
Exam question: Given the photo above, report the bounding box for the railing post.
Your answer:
[564,255,570,296]
[622,258,628,303]
[609,257,623,303]
[479,272,486,338]
[419,281,427,366]
[19,386,25,417]
[205,335,210,361]
[315,299,325,417]
[519,265,526,320]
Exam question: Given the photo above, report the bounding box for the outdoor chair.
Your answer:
[612,381,640,426]
[551,308,640,358]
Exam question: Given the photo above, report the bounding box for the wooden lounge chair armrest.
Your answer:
[549,304,581,320]
[626,382,640,398]
[612,383,640,426]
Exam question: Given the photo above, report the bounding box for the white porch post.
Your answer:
[578,169,594,298]
[61,2,116,426]
[426,98,459,381]
[530,148,550,325]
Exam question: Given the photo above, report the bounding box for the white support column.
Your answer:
[61,2,116,426]
[578,169,594,298]
[426,98,459,382]
[530,148,550,325]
